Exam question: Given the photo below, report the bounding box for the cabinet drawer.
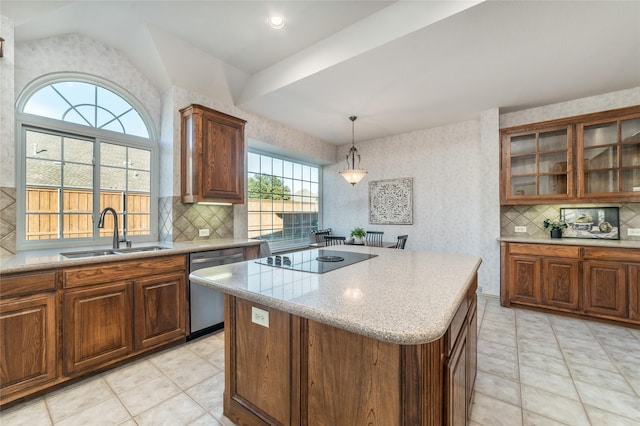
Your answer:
[509,243,581,259]
[64,255,186,288]
[1,271,57,298]
[584,247,640,263]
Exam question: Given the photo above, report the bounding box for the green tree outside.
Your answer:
[248,174,291,200]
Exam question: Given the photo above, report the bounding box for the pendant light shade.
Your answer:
[339,116,367,186]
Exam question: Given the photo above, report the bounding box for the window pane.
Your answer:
[64,163,93,189]
[247,152,320,249]
[539,130,567,152]
[128,170,150,192]
[129,148,151,171]
[584,146,617,170]
[101,166,126,190]
[101,143,127,167]
[584,122,617,147]
[622,118,640,143]
[64,138,93,163]
[510,135,536,155]
[26,130,61,161]
[26,159,61,186]
[23,81,150,139]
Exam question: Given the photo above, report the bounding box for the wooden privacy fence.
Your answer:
[26,187,150,240]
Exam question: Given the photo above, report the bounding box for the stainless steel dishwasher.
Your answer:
[188,247,245,340]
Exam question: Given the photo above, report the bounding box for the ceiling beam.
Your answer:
[237,0,484,105]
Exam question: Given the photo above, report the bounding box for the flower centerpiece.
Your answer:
[542,218,568,239]
[350,227,366,244]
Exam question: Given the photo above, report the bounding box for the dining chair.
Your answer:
[395,235,408,249]
[365,231,384,247]
[314,229,332,243]
[324,236,346,246]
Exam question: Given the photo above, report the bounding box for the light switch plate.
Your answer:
[198,228,210,237]
[252,307,269,328]
[628,228,640,236]
[514,226,527,233]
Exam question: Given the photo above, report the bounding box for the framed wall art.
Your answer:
[560,207,620,240]
[369,178,413,225]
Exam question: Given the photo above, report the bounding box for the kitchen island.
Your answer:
[190,246,482,425]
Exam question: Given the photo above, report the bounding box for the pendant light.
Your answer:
[339,116,367,186]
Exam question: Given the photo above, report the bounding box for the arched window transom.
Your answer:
[24,81,149,138]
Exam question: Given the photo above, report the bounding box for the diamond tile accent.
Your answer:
[0,187,16,256]
[167,196,234,242]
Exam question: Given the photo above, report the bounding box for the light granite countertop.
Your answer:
[498,236,640,249]
[0,239,263,274]
[190,245,482,345]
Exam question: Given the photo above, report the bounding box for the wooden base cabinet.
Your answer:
[0,271,59,404]
[1,254,188,407]
[502,242,640,327]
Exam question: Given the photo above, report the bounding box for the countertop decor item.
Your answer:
[560,207,620,240]
[338,116,367,186]
[350,227,366,244]
[542,218,567,238]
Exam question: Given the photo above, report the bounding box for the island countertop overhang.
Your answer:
[190,245,482,345]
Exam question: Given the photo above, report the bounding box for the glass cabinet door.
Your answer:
[503,126,572,201]
[578,114,640,198]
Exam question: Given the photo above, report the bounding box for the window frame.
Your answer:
[15,74,159,250]
[247,148,323,252]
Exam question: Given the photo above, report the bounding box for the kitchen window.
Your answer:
[16,76,157,249]
[247,151,321,251]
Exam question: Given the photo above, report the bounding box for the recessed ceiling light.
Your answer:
[268,16,285,30]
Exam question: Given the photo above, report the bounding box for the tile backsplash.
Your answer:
[159,196,233,242]
[0,187,16,256]
[501,203,640,240]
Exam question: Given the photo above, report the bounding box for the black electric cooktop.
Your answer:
[255,249,377,274]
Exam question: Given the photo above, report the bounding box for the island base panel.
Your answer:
[223,278,477,426]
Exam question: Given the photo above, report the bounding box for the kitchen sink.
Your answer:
[61,246,169,258]
[61,249,119,258]
[113,246,169,254]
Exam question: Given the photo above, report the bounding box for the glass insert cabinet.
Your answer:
[501,106,640,204]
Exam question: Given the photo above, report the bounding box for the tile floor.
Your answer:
[1,295,639,425]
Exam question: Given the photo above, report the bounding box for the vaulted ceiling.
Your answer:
[3,1,639,144]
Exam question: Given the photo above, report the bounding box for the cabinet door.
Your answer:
[577,112,640,201]
[629,264,640,322]
[134,272,186,350]
[501,125,573,204]
[542,259,580,311]
[181,105,246,204]
[63,282,133,375]
[445,326,468,426]
[583,261,627,318]
[1,294,57,397]
[508,255,542,305]
[466,302,477,408]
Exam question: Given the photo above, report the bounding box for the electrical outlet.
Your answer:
[628,228,640,236]
[251,307,269,328]
[514,226,527,233]
[198,228,210,237]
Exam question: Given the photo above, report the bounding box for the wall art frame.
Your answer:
[560,207,620,240]
[368,177,413,225]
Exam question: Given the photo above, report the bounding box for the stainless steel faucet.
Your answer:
[98,207,120,249]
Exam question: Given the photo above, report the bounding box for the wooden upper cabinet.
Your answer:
[181,104,246,204]
[500,105,640,205]
[501,125,573,204]
[577,111,640,201]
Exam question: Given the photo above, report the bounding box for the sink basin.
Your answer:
[61,246,169,259]
[61,249,119,258]
[113,246,169,254]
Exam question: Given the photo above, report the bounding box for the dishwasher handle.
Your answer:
[190,253,245,266]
